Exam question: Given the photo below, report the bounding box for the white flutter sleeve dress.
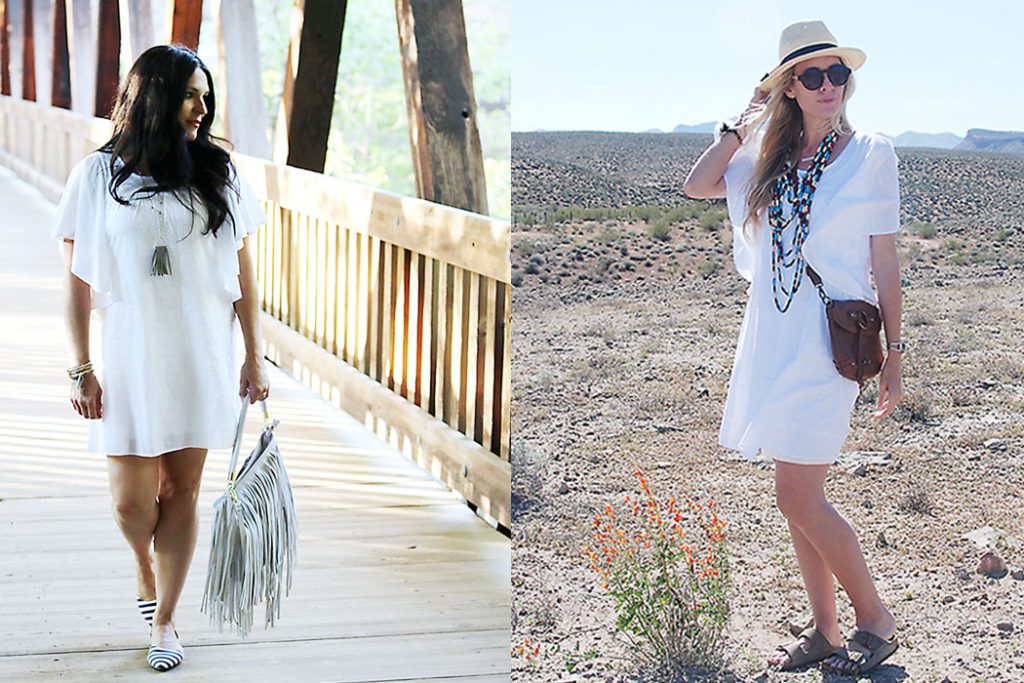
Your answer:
[718,129,900,465]
[51,151,268,456]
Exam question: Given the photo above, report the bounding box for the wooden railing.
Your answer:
[0,96,512,529]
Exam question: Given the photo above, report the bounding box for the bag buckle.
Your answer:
[850,310,870,330]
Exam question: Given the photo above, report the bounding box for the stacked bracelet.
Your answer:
[68,361,94,387]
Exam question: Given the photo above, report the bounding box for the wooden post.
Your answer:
[280,0,346,173]
[94,0,118,117]
[31,0,50,105]
[124,0,157,65]
[1,0,10,96]
[21,0,35,100]
[67,0,96,115]
[394,0,488,215]
[49,0,69,108]
[215,0,270,158]
[166,0,201,51]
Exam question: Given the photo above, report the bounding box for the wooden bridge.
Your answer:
[0,1,510,680]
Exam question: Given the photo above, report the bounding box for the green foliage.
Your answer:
[698,259,721,278]
[699,207,727,232]
[910,222,937,239]
[648,221,671,241]
[254,0,509,220]
[584,472,731,672]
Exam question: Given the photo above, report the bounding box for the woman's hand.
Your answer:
[871,353,903,419]
[239,356,270,404]
[71,373,103,420]
[736,87,770,140]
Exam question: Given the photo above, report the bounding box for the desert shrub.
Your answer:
[516,239,546,259]
[591,256,615,280]
[699,207,727,232]
[583,471,730,673]
[942,237,964,253]
[698,259,721,278]
[898,489,935,516]
[596,224,619,244]
[511,271,523,287]
[911,222,937,239]
[648,220,671,242]
[894,393,935,425]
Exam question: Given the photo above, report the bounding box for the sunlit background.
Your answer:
[513,0,1021,139]
[175,0,508,220]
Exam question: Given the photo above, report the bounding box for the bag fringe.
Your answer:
[201,428,297,638]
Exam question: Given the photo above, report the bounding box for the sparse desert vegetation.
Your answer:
[511,131,1024,681]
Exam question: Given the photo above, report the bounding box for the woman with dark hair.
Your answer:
[52,44,270,672]
[684,21,903,675]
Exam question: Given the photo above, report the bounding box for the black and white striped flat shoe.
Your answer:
[147,645,184,671]
[147,628,184,672]
[136,597,156,626]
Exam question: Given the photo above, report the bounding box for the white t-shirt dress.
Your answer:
[51,150,268,456]
[719,127,901,465]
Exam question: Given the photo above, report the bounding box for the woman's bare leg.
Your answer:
[151,447,208,642]
[766,519,843,666]
[106,455,160,601]
[773,462,896,639]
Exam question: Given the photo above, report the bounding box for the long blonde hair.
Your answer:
[738,59,856,236]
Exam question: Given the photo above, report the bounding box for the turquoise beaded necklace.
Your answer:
[768,129,839,313]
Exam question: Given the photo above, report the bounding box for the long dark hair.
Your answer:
[98,44,237,239]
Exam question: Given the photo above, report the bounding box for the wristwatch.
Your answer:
[886,340,908,353]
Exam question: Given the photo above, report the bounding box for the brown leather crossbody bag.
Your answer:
[805,265,884,385]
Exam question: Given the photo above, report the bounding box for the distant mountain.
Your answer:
[885,131,963,149]
[956,129,1024,155]
[671,121,716,134]
[643,128,665,133]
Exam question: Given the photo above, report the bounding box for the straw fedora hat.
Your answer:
[759,20,866,93]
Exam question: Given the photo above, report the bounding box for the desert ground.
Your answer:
[511,131,1024,682]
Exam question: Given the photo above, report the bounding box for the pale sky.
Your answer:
[513,0,1023,136]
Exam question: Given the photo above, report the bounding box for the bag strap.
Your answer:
[228,396,270,484]
[804,265,833,307]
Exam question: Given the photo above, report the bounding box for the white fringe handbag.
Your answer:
[201,397,298,638]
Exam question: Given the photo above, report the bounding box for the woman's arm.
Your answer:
[60,239,103,419]
[870,233,903,419]
[234,235,270,403]
[683,88,767,200]
[683,133,742,199]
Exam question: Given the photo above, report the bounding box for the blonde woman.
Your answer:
[683,21,903,675]
[53,45,269,672]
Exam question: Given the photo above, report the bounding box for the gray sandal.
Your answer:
[822,629,899,675]
[771,626,840,671]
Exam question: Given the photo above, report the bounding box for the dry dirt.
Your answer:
[511,132,1024,682]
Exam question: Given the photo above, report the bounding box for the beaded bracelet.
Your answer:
[68,361,94,387]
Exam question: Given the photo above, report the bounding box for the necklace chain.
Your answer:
[768,129,839,313]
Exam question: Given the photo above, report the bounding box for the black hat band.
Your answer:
[779,42,838,67]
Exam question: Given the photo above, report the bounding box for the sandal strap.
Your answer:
[850,629,888,652]
[777,627,833,668]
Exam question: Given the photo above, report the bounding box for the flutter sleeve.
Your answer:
[861,135,901,236]
[228,164,268,250]
[221,162,269,302]
[50,153,117,310]
[722,127,763,282]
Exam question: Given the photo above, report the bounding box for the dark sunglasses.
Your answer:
[794,63,851,90]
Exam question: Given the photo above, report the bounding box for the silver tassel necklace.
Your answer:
[150,191,172,276]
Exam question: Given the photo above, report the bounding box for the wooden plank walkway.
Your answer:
[0,164,510,682]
